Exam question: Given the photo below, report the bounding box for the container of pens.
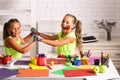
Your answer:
[2,55,12,64]
[81,56,89,65]
[80,50,92,65]
[101,52,109,67]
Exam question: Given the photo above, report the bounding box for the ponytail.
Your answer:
[75,20,82,51]
[64,14,82,51]
[3,22,9,40]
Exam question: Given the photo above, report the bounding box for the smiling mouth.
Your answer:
[62,26,70,30]
[62,27,68,29]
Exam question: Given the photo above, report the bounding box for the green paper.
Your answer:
[52,66,79,76]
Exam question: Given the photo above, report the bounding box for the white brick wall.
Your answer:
[35,0,120,40]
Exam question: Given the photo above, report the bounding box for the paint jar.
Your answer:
[31,57,37,65]
[37,54,47,66]
[42,54,47,65]
[75,60,81,66]
[94,59,100,65]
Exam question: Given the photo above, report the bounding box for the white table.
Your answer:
[0,57,119,80]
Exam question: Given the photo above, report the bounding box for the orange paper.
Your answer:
[17,69,49,77]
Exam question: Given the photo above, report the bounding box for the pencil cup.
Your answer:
[2,55,12,64]
[101,56,109,67]
[81,56,89,65]
[101,53,109,67]
[75,60,81,66]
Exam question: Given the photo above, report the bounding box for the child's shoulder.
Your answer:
[4,37,15,46]
[5,36,21,42]
[67,31,76,38]
[5,37,15,42]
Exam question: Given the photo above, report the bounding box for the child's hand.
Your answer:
[31,28,38,34]
[33,34,42,41]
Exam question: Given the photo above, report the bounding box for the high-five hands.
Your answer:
[31,28,42,41]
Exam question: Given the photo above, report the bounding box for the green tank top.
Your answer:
[4,36,22,59]
[57,31,76,56]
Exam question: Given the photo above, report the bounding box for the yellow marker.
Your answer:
[50,61,54,66]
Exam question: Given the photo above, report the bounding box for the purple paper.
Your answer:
[0,68,19,79]
[89,57,101,63]
[14,60,30,65]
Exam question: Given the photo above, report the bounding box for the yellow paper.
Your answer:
[29,63,49,70]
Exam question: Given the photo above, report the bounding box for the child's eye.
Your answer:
[66,21,69,24]
[17,28,20,30]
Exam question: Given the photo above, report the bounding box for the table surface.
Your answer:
[0,57,120,80]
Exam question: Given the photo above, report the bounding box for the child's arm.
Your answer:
[20,33,33,44]
[41,37,75,47]
[38,32,58,40]
[5,38,36,54]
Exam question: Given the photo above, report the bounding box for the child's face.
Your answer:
[61,16,75,33]
[8,22,21,37]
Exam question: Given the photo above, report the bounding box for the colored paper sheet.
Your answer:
[74,65,94,69]
[63,69,96,77]
[0,68,19,79]
[52,66,79,76]
[47,58,67,64]
[17,69,49,77]
[29,63,49,70]
[14,60,30,65]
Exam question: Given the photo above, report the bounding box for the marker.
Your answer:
[88,53,92,57]
[79,50,84,57]
[46,65,52,69]
[86,50,90,57]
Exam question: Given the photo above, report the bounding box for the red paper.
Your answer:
[47,58,67,64]
[63,69,96,77]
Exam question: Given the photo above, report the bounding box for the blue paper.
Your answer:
[0,68,19,79]
[14,60,30,65]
